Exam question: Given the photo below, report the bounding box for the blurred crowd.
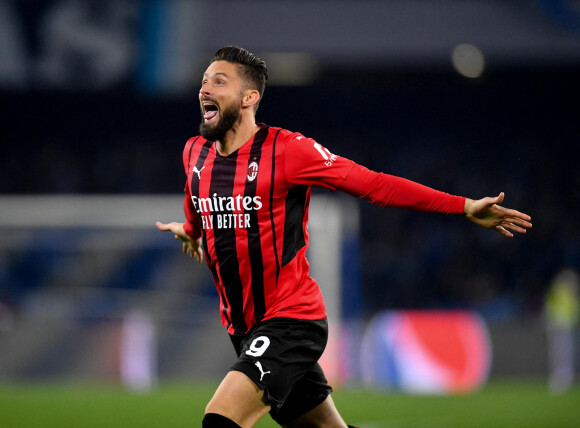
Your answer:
[2,67,579,323]
[1,0,579,323]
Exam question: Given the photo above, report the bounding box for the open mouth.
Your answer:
[202,100,219,122]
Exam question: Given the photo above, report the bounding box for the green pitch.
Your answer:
[1,379,579,427]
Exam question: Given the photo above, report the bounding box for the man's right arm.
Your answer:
[156,219,204,262]
[183,191,202,240]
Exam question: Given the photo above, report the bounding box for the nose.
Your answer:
[199,82,211,97]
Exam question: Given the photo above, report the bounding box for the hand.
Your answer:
[156,221,204,262]
[464,192,532,238]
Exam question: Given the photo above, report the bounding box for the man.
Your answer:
[157,46,532,428]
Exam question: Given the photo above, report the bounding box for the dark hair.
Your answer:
[210,46,268,100]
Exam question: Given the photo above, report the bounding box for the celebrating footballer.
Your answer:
[157,46,532,428]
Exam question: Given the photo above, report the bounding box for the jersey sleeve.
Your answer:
[283,133,354,190]
[283,131,464,215]
[182,139,203,240]
[338,162,466,215]
[183,190,202,239]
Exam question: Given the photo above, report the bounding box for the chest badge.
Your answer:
[247,161,259,182]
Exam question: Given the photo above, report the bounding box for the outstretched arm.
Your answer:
[464,192,532,238]
[155,221,204,262]
[336,162,531,237]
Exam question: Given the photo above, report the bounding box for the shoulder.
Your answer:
[272,127,309,143]
[183,135,210,158]
[184,135,206,150]
[182,136,210,168]
[265,126,315,151]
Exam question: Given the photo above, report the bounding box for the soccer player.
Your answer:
[156,46,532,428]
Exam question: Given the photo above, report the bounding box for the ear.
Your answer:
[241,89,260,109]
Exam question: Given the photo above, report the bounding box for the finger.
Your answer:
[495,225,513,238]
[496,192,505,204]
[500,208,532,222]
[503,222,528,234]
[493,207,533,229]
[500,212,532,227]
[505,216,532,229]
[156,221,171,231]
[487,192,505,207]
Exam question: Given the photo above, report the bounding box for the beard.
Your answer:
[199,103,241,142]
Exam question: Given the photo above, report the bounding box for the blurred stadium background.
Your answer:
[1,0,580,425]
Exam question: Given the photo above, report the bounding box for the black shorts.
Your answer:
[229,317,332,425]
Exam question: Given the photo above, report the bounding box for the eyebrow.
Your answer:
[203,72,230,79]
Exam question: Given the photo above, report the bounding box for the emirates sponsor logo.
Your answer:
[191,193,262,231]
[192,194,262,213]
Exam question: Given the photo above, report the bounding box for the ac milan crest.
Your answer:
[247,161,259,182]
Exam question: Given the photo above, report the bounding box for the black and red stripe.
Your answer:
[245,126,268,323]
[210,151,247,334]
[183,124,328,335]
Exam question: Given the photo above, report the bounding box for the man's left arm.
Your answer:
[338,162,465,215]
[284,135,532,237]
[338,162,532,237]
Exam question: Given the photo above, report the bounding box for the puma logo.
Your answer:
[255,361,271,381]
[193,166,205,179]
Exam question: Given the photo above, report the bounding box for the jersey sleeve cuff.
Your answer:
[183,222,202,240]
[453,196,467,216]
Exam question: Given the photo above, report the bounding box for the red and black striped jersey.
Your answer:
[182,124,465,335]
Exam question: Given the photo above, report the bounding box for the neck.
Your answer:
[216,116,260,156]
